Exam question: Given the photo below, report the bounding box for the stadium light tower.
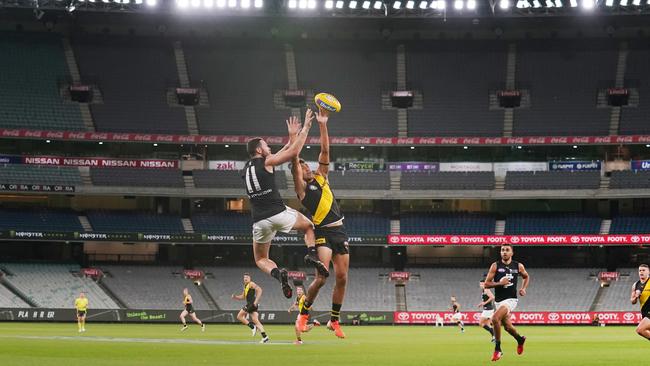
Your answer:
[288,0,297,7]
[325,0,333,7]
[146,0,156,5]
[582,0,594,9]
[241,0,250,8]
[362,0,371,8]
[254,0,263,7]
[499,0,509,9]
[335,0,344,7]
[632,0,640,5]
[349,0,358,8]
[406,0,415,8]
[466,0,475,8]
[374,0,383,9]
[454,0,463,9]
[419,0,427,8]
[393,0,402,8]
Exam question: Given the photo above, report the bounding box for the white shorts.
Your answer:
[480,310,495,319]
[252,207,299,243]
[495,299,518,314]
[451,312,463,322]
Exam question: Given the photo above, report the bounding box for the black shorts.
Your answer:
[185,304,195,314]
[315,225,349,256]
[77,310,87,318]
[643,310,650,320]
[243,303,258,313]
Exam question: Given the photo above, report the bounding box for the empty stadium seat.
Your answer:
[619,41,650,135]
[401,213,496,235]
[87,211,184,234]
[610,216,650,234]
[504,213,601,235]
[401,171,495,190]
[90,168,184,188]
[328,171,390,190]
[610,170,650,189]
[0,209,82,232]
[0,165,81,186]
[191,212,252,235]
[342,213,390,236]
[193,169,287,190]
[505,171,601,190]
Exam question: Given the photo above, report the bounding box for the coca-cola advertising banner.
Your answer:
[393,311,643,325]
[1,128,649,146]
[183,270,204,279]
[388,234,650,246]
[389,272,410,281]
[21,156,178,169]
[599,272,620,281]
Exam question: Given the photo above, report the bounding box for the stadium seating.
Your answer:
[342,213,391,236]
[90,168,184,188]
[400,213,496,235]
[0,165,81,186]
[405,268,599,311]
[293,41,397,137]
[505,171,601,190]
[328,171,390,190]
[101,266,209,310]
[504,213,601,235]
[0,209,82,232]
[0,33,84,131]
[610,170,650,189]
[619,41,650,135]
[0,283,29,308]
[609,216,650,234]
[513,40,615,136]
[191,212,252,235]
[0,263,119,309]
[73,36,187,134]
[87,211,184,234]
[595,269,637,311]
[401,171,495,190]
[185,40,289,136]
[406,41,507,137]
[193,169,287,190]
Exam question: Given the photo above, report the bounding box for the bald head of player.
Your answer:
[500,244,513,262]
[247,138,272,158]
[639,264,649,281]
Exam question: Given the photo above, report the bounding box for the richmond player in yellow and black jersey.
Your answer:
[631,264,650,341]
[287,286,320,344]
[180,288,205,332]
[232,273,269,343]
[291,108,348,339]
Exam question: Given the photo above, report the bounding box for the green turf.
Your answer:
[0,323,645,365]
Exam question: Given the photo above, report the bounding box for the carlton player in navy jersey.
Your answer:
[484,244,530,362]
[477,280,495,342]
[243,109,329,300]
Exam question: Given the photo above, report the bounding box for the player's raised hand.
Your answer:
[519,288,527,297]
[316,108,329,125]
[303,108,314,130]
[286,115,301,136]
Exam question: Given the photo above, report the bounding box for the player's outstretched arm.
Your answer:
[265,110,314,167]
[631,283,640,304]
[231,292,244,301]
[518,263,529,296]
[291,155,306,200]
[316,109,330,178]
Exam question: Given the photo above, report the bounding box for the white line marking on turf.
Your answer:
[0,335,297,346]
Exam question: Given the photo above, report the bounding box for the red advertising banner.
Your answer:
[81,268,103,277]
[393,311,643,325]
[183,270,204,279]
[388,234,650,246]
[599,272,620,281]
[21,156,178,169]
[389,272,411,281]
[1,129,650,146]
[288,271,306,280]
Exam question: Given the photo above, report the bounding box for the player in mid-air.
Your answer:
[74,292,88,333]
[484,244,529,362]
[290,108,349,338]
[232,273,269,343]
[478,280,496,342]
[449,296,465,333]
[631,264,650,340]
[180,288,205,332]
[287,286,321,344]
[243,109,328,300]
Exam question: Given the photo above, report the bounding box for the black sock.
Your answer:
[261,332,267,338]
[331,303,342,322]
[307,246,317,258]
[300,301,312,315]
[495,341,501,352]
[270,267,281,282]
[483,325,494,336]
[247,323,255,329]
[515,334,524,344]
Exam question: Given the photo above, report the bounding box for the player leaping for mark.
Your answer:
[483,244,529,362]
[232,273,269,343]
[290,108,349,339]
[478,280,496,342]
[631,264,650,341]
[180,288,205,332]
[450,296,465,333]
[242,109,329,300]
[288,286,321,345]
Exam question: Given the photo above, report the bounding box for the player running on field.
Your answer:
[232,273,269,343]
[478,280,496,342]
[287,286,321,344]
[74,292,88,333]
[180,288,205,332]
[449,296,465,333]
[631,264,650,341]
[290,108,349,338]
[484,244,529,362]
[242,109,328,300]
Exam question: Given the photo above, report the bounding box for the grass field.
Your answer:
[0,323,645,365]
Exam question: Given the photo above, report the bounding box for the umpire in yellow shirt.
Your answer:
[74,292,88,333]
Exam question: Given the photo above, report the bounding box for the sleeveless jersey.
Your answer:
[183,294,191,305]
[452,303,459,313]
[482,292,494,311]
[634,279,650,316]
[242,157,285,222]
[494,260,520,302]
[244,283,256,305]
[301,174,343,228]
